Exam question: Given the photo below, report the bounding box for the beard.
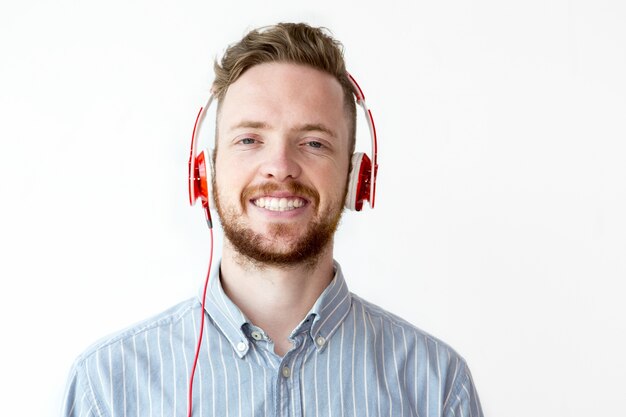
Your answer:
[213,178,346,268]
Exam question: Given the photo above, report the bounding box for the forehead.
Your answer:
[217,62,349,140]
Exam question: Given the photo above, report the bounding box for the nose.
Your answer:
[259,140,302,182]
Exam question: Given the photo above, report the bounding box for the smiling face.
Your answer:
[213,62,352,267]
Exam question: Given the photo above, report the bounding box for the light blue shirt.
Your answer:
[62,262,483,417]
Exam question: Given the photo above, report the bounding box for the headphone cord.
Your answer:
[186,226,214,417]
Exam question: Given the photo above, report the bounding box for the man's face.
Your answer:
[213,62,352,267]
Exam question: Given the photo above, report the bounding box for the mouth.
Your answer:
[252,196,307,212]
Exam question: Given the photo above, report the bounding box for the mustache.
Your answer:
[241,182,320,207]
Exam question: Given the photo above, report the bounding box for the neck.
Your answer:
[219,239,335,356]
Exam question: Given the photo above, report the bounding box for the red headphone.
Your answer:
[344,72,379,211]
[187,72,378,225]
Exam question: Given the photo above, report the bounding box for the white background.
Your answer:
[1,1,625,416]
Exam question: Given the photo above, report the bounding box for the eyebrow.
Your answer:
[230,120,270,131]
[294,123,336,138]
[229,120,336,138]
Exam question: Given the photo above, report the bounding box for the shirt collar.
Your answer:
[303,261,352,351]
[200,264,251,358]
[198,260,352,357]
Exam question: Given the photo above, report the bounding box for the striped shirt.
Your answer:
[62,261,483,417]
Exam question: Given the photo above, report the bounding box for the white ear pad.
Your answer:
[345,152,365,210]
[205,148,216,209]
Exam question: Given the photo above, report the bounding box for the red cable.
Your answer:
[187,228,214,417]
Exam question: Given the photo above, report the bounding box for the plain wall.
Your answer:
[1,1,625,416]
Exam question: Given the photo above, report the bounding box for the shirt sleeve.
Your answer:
[443,362,484,417]
[61,360,103,417]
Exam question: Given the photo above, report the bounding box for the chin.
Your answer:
[216,193,343,269]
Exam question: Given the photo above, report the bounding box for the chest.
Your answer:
[184,331,424,417]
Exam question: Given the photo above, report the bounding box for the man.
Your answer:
[62,23,483,417]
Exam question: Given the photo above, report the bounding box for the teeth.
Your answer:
[253,197,305,211]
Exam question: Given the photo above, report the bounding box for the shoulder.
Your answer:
[350,292,453,345]
[348,293,482,415]
[349,292,470,370]
[62,298,199,416]
[73,297,199,365]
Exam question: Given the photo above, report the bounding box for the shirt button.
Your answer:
[282,366,291,378]
[251,331,263,341]
[236,342,246,352]
[316,336,326,347]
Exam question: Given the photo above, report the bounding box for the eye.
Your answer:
[239,137,257,145]
[306,141,323,149]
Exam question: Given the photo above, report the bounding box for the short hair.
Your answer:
[212,22,357,155]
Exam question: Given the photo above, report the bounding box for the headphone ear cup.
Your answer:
[345,152,372,211]
[195,149,211,209]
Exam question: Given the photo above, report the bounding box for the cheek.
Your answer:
[321,167,350,203]
[214,155,241,186]
[338,157,351,187]
[213,166,241,205]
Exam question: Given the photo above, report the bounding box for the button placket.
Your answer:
[275,336,307,417]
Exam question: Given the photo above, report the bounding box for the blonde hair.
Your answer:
[212,22,357,153]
